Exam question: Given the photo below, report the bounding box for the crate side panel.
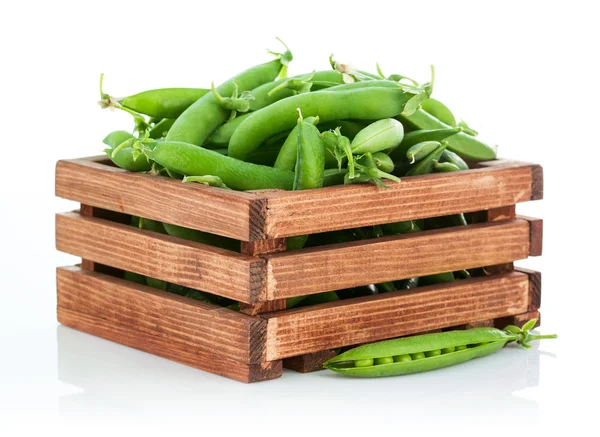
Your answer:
[262,162,536,238]
[56,212,264,303]
[57,266,266,363]
[265,272,529,360]
[55,158,256,240]
[58,307,280,383]
[266,219,531,299]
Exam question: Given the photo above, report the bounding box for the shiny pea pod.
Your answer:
[167,51,289,146]
[149,118,175,139]
[421,98,457,126]
[273,116,319,171]
[351,118,404,154]
[318,120,369,140]
[399,109,496,161]
[406,142,448,176]
[323,321,556,377]
[288,111,325,250]
[116,88,210,119]
[208,113,251,146]
[406,141,441,164]
[434,160,461,172]
[372,152,394,173]
[440,149,469,170]
[103,132,152,172]
[138,141,295,191]
[228,87,415,160]
[388,127,462,162]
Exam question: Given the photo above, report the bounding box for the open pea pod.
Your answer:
[324,321,556,377]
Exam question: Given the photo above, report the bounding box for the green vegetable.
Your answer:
[324,319,556,377]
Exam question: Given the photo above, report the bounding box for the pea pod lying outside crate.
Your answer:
[55,156,543,383]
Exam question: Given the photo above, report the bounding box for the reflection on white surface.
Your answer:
[57,324,547,419]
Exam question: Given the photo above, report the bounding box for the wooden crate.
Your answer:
[55,156,544,382]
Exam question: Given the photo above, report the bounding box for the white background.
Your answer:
[1,0,598,435]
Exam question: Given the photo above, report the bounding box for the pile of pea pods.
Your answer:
[98,39,501,306]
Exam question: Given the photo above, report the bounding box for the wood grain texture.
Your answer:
[264,219,532,299]
[515,267,542,311]
[259,161,538,238]
[263,272,530,360]
[55,157,264,241]
[495,311,541,330]
[518,215,543,256]
[531,164,544,200]
[58,307,281,383]
[55,212,264,303]
[481,206,517,275]
[57,266,265,363]
[283,350,337,373]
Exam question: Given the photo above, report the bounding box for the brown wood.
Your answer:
[57,266,266,363]
[259,161,539,238]
[241,238,287,256]
[283,350,337,373]
[58,307,281,383]
[264,219,532,299]
[515,267,542,311]
[531,164,544,200]
[55,212,265,304]
[239,237,287,316]
[263,272,530,360]
[55,157,265,241]
[481,206,517,275]
[518,215,543,256]
[495,311,541,330]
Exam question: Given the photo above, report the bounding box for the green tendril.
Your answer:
[182,175,229,189]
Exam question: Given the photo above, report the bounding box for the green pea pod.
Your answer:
[318,120,369,140]
[421,98,457,126]
[167,42,291,146]
[105,145,153,172]
[434,160,461,172]
[440,149,469,170]
[162,222,239,252]
[228,87,416,160]
[388,127,462,162]
[103,130,134,149]
[406,141,441,164]
[293,112,325,190]
[249,70,345,111]
[288,111,326,250]
[406,142,448,176]
[273,116,319,171]
[400,109,496,161]
[124,271,146,285]
[138,141,294,191]
[115,88,210,119]
[148,118,175,139]
[208,113,252,146]
[372,152,394,173]
[324,321,556,377]
[298,291,340,306]
[351,118,404,155]
[382,220,417,235]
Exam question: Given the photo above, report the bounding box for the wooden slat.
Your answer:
[518,215,543,256]
[55,212,264,303]
[56,266,265,363]
[495,311,541,330]
[264,219,532,299]
[283,350,337,373]
[58,307,281,383]
[515,267,542,311]
[264,272,529,360]
[259,161,540,238]
[55,157,266,241]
